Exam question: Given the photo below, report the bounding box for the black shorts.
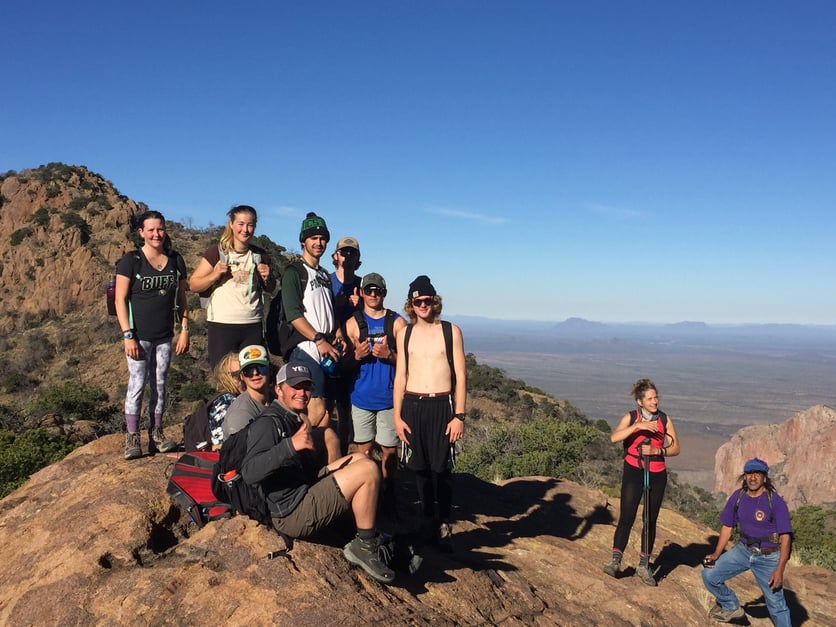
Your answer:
[401,393,453,473]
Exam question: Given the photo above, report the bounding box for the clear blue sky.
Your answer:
[3,2,835,324]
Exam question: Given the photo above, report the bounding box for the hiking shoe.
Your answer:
[343,536,395,584]
[437,522,454,553]
[709,603,745,622]
[603,558,621,578]
[636,564,657,586]
[149,426,178,454]
[124,432,142,460]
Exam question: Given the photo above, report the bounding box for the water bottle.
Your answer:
[106,277,116,315]
[320,354,338,374]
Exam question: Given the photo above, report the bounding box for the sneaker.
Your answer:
[343,536,396,584]
[603,558,621,578]
[709,603,745,622]
[124,432,142,460]
[149,426,178,454]
[636,564,657,586]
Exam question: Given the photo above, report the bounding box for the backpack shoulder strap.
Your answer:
[441,320,455,391]
[354,310,368,342]
[383,310,396,348]
[404,324,414,374]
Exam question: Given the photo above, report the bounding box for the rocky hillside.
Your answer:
[0,434,831,626]
[714,405,836,508]
[0,164,223,434]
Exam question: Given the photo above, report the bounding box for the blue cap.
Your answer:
[743,458,769,474]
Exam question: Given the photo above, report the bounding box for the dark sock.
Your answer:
[356,528,376,541]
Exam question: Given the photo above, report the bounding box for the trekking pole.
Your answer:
[641,437,651,559]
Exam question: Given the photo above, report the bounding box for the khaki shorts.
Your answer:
[351,406,398,448]
[271,475,350,539]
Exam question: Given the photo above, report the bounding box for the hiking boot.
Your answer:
[437,522,454,553]
[636,564,657,587]
[124,432,142,460]
[709,603,745,622]
[343,536,395,584]
[149,426,178,454]
[603,557,621,578]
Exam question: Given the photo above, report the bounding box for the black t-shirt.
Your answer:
[116,249,187,342]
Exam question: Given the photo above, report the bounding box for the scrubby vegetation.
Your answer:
[0,429,78,498]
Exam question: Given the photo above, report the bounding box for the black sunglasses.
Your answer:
[338,247,358,257]
[363,286,386,296]
[412,297,434,308]
[241,364,269,378]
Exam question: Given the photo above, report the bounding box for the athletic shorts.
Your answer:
[271,475,350,539]
[401,393,453,473]
[352,406,398,448]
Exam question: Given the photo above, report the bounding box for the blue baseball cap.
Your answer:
[743,458,769,475]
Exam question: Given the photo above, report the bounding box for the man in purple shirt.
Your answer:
[702,458,792,625]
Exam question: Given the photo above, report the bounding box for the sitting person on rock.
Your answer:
[240,361,395,584]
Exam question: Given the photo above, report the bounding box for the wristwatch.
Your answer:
[313,332,326,343]
[454,413,466,421]
[123,331,136,340]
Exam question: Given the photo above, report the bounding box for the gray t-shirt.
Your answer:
[222,392,271,439]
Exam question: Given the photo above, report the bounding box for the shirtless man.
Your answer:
[393,275,466,547]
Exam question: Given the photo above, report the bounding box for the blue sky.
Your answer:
[3,2,835,324]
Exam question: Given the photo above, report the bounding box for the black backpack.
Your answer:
[211,419,274,526]
[183,392,235,453]
[265,260,308,359]
[353,309,397,350]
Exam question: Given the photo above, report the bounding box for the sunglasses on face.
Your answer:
[363,286,386,296]
[241,364,269,378]
[412,298,434,308]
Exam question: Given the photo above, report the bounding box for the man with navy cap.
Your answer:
[701,458,792,625]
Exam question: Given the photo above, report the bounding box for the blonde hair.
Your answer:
[219,205,258,254]
[403,294,443,324]
[214,352,243,395]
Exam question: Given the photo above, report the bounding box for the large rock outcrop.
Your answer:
[714,405,836,507]
[0,434,831,626]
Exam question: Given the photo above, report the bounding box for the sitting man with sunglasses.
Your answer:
[393,275,467,549]
[241,360,396,584]
[344,272,406,511]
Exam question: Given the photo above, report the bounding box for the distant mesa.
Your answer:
[552,317,606,330]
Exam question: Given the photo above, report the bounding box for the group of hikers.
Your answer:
[113,207,466,583]
[114,207,794,620]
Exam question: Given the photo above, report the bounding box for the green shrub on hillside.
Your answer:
[35,381,116,421]
[30,207,51,226]
[457,417,603,482]
[0,428,78,498]
[791,505,836,570]
[11,227,34,246]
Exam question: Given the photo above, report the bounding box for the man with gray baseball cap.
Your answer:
[240,360,395,584]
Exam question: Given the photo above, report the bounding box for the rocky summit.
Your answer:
[0,434,832,626]
[714,405,836,508]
